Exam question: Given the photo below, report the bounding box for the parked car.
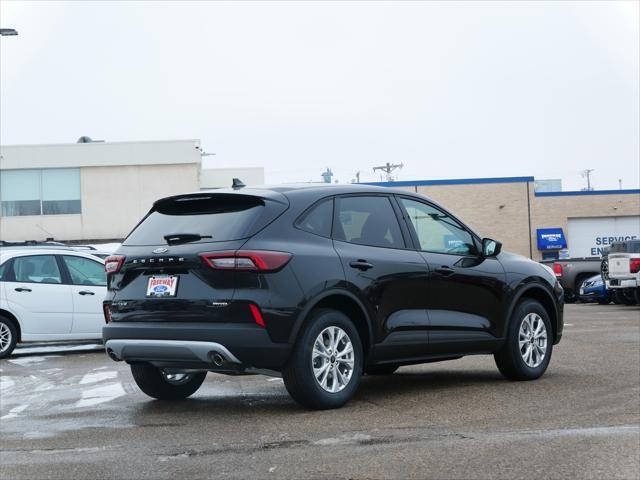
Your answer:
[552,257,602,303]
[102,184,564,410]
[0,249,107,358]
[604,240,640,305]
[578,274,611,304]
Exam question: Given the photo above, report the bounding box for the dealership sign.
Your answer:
[536,228,567,250]
[567,216,640,258]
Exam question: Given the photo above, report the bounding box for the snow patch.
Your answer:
[1,404,29,420]
[75,382,126,408]
[79,371,118,384]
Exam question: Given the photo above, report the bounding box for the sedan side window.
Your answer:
[62,256,107,286]
[13,255,63,284]
[334,196,404,249]
[400,198,477,255]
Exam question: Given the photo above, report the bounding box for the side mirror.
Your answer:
[482,238,502,257]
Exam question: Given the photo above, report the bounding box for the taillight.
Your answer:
[552,263,563,277]
[200,250,292,272]
[630,258,640,274]
[249,303,266,328]
[104,255,125,274]
[103,303,112,324]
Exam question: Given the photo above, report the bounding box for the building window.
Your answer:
[0,168,81,216]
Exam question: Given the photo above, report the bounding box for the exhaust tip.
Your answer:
[211,352,225,367]
[106,348,121,362]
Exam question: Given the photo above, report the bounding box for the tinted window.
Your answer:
[13,255,62,284]
[296,198,333,237]
[63,256,107,286]
[334,196,404,249]
[124,195,273,246]
[400,198,476,255]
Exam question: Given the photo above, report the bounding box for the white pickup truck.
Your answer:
[604,240,640,305]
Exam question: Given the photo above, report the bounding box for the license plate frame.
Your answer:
[146,275,179,297]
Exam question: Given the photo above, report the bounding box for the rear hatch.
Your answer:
[107,190,288,323]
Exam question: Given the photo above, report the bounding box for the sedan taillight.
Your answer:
[200,250,292,272]
[104,255,125,274]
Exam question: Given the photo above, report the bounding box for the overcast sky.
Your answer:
[1,1,638,190]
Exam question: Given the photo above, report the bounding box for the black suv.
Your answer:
[103,184,563,409]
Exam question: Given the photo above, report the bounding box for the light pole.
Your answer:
[0,29,18,36]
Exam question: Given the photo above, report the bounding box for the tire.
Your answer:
[282,308,363,410]
[0,316,18,359]
[366,364,399,375]
[621,289,636,306]
[612,290,623,305]
[130,363,206,400]
[494,299,553,381]
[635,289,640,305]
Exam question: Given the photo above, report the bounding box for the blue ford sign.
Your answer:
[537,228,567,250]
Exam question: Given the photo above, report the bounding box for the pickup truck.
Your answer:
[603,240,640,305]
[551,257,603,303]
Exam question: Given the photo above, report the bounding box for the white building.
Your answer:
[0,139,264,242]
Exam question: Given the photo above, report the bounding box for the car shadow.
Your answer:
[129,368,509,421]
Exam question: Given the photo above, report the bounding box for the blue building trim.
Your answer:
[365,176,535,188]
[535,189,640,197]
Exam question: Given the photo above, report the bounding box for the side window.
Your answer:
[295,198,333,237]
[400,198,477,255]
[62,256,107,286]
[334,196,404,249]
[13,255,63,284]
[0,261,6,281]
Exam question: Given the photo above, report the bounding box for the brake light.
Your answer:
[630,258,640,274]
[104,255,125,274]
[249,303,266,328]
[552,263,563,277]
[200,250,292,272]
[103,303,112,324]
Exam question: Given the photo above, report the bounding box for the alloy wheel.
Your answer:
[311,326,355,393]
[0,322,12,353]
[518,313,547,368]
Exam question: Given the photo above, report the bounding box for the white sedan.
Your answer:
[0,249,107,358]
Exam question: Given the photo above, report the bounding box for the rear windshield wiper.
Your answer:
[163,233,213,245]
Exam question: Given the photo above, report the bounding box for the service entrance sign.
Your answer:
[567,216,640,258]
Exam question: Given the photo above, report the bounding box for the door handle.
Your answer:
[14,287,32,292]
[78,290,95,296]
[434,266,455,276]
[349,260,374,271]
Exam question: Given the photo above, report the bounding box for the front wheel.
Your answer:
[283,309,363,410]
[494,299,553,381]
[130,364,206,400]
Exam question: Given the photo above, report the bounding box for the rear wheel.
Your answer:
[0,316,18,359]
[130,364,206,400]
[494,299,553,381]
[283,308,363,410]
[611,290,623,304]
[621,289,637,305]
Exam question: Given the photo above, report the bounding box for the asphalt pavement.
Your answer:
[1,303,639,479]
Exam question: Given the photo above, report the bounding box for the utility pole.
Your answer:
[581,169,594,191]
[373,162,403,182]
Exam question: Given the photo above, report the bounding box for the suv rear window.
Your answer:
[124,195,278,246]
[609,240,640,254]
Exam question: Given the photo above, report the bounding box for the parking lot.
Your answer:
[1,303,638,480]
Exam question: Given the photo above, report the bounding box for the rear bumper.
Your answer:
[606,278,639,289]
[102,322,291,371]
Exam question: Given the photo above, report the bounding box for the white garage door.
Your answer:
[567,216,640,258]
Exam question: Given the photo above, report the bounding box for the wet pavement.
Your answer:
[1,303,639,479]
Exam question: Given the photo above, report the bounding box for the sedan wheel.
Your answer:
[0,317,18,359]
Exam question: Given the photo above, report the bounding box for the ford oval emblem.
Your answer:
[152,247,169,254]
